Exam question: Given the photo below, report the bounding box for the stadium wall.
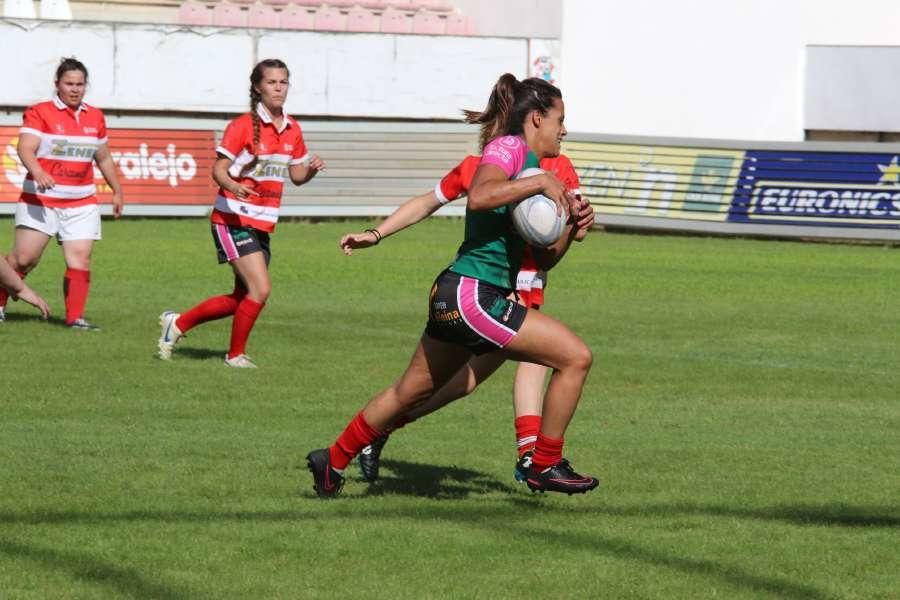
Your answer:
[0,18,527,118]
[1,115,897,241]
[561,0,900,141]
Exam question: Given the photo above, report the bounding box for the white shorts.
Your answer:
[14,203,102,242]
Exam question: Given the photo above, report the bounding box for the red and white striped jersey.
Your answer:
[434,152,583,296]
[211,104,310,233]
[18,96,108,208]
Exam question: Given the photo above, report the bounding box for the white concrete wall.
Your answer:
[0,19,526,118]
[561,0,900,141]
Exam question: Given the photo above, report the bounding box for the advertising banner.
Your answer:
[730,150,900,229]
[0,127,217,205]
[564,141,744,222]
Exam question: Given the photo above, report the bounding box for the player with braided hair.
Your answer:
[157,59,324,367]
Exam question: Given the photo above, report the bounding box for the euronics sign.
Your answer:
[564,138,900,239]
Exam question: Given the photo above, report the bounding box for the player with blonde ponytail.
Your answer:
[157,59,325,368]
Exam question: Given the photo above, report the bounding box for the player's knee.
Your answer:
[568,343,593,374]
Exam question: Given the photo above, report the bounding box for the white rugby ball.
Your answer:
[512,167,566,248]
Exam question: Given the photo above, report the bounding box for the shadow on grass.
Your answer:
[1,313,69,327]
[173,347,226,361]
[0,539,199,600]
[357,458,517,498]
[2,500,895,599]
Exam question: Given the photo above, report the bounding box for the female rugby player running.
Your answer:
[307,74,599,497]
[339,151,592,484]
[157,59,324,368]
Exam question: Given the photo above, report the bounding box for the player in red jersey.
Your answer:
[340,153,590,482]
[0,58,123,328]
[157,59,324,368]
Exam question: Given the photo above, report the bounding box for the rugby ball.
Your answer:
[512,167,566,247]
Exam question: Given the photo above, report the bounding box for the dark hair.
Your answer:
[55,57,88,83]
[249,59,289,155]
[463,73,562,150]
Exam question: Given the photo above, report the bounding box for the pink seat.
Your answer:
[386,0,422,11]
[261,0,291,4]
[359,1,387,8]
[228,0,256,4]
[279,5,313,28]
[412,11,443,34]
[444,13,469,35]
[325,0,356,7]
[380,6,410,32]
[248,3,279,27]
[212,2,248,25]
[293,0,322,6]
[178,1,213,25]
[346,6,380,31]
[419,0,453,11]
[313,5,345,30]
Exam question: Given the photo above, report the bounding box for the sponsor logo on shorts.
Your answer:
[432,309,461,323]
[502,302,515,323]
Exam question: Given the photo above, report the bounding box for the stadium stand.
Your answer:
[177,0,212,25]
[278,4,313,28]
[346,5,380,32]
[211,1,247,26]
[49,0,471,35]
[411,10,443,34]
[312,4,345,30]
[247,2,277,27]
[379,5,411,33]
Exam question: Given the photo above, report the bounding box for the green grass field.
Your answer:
[1,217,897,599]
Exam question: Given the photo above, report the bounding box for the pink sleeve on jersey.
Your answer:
[480,135,527,179]
[217,118,249,161]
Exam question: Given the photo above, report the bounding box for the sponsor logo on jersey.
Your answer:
[49,139,98,159]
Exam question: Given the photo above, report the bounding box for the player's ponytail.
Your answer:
[464,74,562,150]
[505,77,562,138]
[463,72,518,150]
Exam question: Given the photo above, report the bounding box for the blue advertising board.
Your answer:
[729,151,900,229]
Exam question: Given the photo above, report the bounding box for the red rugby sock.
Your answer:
[329,411,382,470]
[531,433,564,471]
[515,414,542,457]
[63,268,90,324]
[227,297,264,359]
[176,287,246,333]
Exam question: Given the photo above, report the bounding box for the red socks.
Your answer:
[515,415,542,457]
[63,268,90,324]
[329,412,382,470]
[176,287,247,333]
[0,269,26,308]
[531,433,564,471]
[227,297,264,359]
